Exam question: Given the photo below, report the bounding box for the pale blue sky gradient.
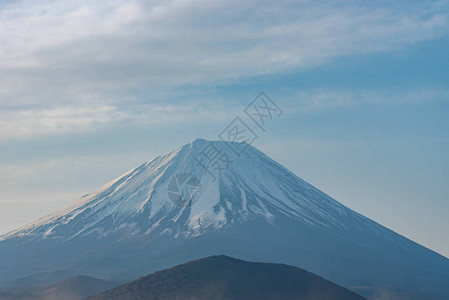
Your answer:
[0,0,448,256]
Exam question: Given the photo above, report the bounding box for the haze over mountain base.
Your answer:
[1,139,448,300]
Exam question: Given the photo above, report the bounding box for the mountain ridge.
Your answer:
[88,255,367,300]
[1,139,448,300]
[0,275,119,300]
[1,139,386,242]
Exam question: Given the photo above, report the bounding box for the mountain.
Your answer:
[1,139,448,299]
[0,276,119,300]
[88,255,367,300]
[0,270,77,292]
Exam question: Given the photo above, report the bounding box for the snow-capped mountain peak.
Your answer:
[2,139,373,240]
[2,139,449,300]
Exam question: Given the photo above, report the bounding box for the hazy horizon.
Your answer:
[0,0,448,260]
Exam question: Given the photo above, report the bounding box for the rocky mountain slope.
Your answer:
[1,139,448,299]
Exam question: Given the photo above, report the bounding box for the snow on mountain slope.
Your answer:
[1,139,380,241]
[1,139,448,300]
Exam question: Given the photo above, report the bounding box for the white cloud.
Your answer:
[0,100,234,141]
[1,1,448,96]
[0,0,448,138]
[1,87,447,141]
[294,87,449,112]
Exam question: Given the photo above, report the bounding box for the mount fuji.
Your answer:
[0,139,448,299]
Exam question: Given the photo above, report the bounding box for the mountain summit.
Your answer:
[1,139,448,300]
[3,138,372,240]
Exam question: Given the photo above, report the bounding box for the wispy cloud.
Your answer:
[1,86,448,141]
[0,0,448,139]
[0,100,234,141]
[0,153,140,189]
[1,0,448,99]
[294,87,449,112]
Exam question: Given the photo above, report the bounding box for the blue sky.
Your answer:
[0,0,448,256]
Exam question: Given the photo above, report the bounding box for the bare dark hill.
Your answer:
[88,255,366,300]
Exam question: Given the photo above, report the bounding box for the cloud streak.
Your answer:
[0,0,448,139]
[294,87,449,112]
[0,100,234,141]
